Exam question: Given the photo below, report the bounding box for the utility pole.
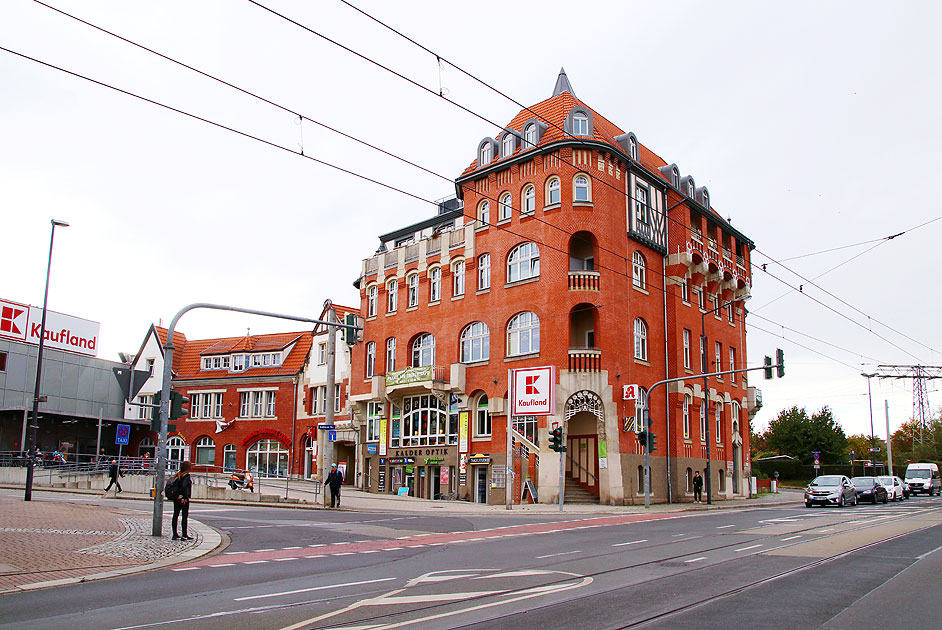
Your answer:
[322,302,337,506]
[885,401,893,476]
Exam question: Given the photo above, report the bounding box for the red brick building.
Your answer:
[349,70,755,504]
[132,327,316,477]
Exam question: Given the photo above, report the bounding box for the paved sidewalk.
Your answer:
[0,491,221,594]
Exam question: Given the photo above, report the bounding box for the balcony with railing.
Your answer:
[568,270,600,291]
[568,348,601,372]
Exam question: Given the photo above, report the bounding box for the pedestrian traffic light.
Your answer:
[549,426,565,452]
[776,348,785,378]
[637,430,648,449]
[649,432,657,452]
[169,390,190,420]
[763,355,773,380]
[344,312,359,345]
[149,390,162,431]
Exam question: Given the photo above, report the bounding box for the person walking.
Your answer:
[104,460,123,494]
[326,463,344,508]
[170,461,193,541]
[693,471,704,503]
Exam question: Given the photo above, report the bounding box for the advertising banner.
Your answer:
[458,411,470,453]
[0,297,100,357]
[379,417,388,456]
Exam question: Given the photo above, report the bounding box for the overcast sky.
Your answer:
[3,1,941,443]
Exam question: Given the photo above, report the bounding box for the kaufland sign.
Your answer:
[511,366,556,416]
[0,297,100,357]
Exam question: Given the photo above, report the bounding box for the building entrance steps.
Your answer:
[564,474,600,504]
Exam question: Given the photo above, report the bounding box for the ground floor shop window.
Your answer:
[195,436,215,465]
[247,438,288,478]
[512,415,538,445]
[395,394,458,447]
[223,444,236,471]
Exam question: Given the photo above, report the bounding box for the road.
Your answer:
[2,494,940,630]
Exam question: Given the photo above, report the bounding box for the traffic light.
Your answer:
[344,312,359,345]
[637,430,648,449]
[549,427,566,452]
[776,348,785,378]
[149,390,162,431]
[763,355,773,380]
[169,390,190,421]
[648,432,657,452]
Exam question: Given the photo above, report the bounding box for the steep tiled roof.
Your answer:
[154,325,187,374]
[172,331,314,380]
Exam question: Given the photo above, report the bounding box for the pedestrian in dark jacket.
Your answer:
[104,460,123,493]
[326,463,343,508]
[693,471,704,503]
[171,461,193,540]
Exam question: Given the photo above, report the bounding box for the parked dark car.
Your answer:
[805,475,857,507]
[851,476,888,504]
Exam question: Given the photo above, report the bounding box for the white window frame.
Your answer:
[387,279,398,313]
[681,279,689,302]
[195,436,215,466]
[546,177,561,205]
[522,185,535,214]
[407,274,419,307]
[634,318,648,361]
[635,184,649,225]
[478,253,491,290]
[366,341,376,378]
[683,395,692,439]
[480,143,492,165]
[367,285,377,317]
[318,343,327,365]
[429,266,441,302]
[715,404,722,443]
[683,329,691,369]
[476,395,491,436]
[499,192,512,221]
[628,136,638,160]
[253,391,264,417]
[478,200,490,225]
[730,347,736,383]
[502,134,515,157]
[412,333,436,367]
[240,392,250,417]
[699,403,707,443]
[507,242,540,283]
[524,123,537,148]
[386,337,396,372]
[507,311,540,356]
[632,251,646,289]
[572,113,588,136]
[367,402,383,442]
[715,341,722,372]
[453,260,465,296]
[460,322,490,363]
[574,175,590,202]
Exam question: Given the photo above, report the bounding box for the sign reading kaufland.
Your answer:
[0,297,100,357]
[511,365,556,416]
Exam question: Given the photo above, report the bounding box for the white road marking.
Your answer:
[273,557,298,562]
[303,555,325,559]
[684,557,707,563]
[672,533,687,537]
[243,560,269,564]
[716,525,736,529]
[780,535,802,541]
[235,577,397,601]
[734,544,762,552]
[281,546,302,550]
[536,550,581,559]
[171,566,200,571]
[210,563,236,568]
[612,539,648,547]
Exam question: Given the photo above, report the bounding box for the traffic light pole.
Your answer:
[558,435,565,512]
[150,303,360,537]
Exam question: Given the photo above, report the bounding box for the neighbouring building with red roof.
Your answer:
[348,70,758,505]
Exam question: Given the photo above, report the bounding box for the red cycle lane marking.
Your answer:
[180,512,682,568]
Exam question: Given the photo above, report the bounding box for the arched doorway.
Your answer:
[167,436,187,465]
[565,390,605,499]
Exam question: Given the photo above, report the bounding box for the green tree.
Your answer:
[765,405,847,464]
[846,433,886,462]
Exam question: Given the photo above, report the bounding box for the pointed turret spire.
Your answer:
[552,67,575,98]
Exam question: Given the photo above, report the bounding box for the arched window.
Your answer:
[632,251,646,289]
[499,192,512,221]
[387,279,397,313]
[223,444,236,471]
[412,333,435,367]
[195,436,215,465]
[502,133,515,157]
[366,341,376,377]
[699,402,707,443]
[138,437,156,459]
[429,266,441,302]
[686,467,693,492]
[460,322,490,363]
[507,312,540,356]
[480,143,492,165]
[731,402,741,432]
[522,185,536,214]
[546,177,561,205]
[508,242,540,282]
[574,175,590,202]
[628,136,638,160]
[367,284,377,317]
[683,394,691,439]
[715,404,722,443]
[478,200,490,225]
[687,177,696,196]
[386,337,396,372]
[634,318,648,360]
[407,274,419,307]
[702,190,709,207]
[167,436,187,464]
[671,167,680,188]
[478,253,491,290]
[453,260,465,296]
[246,438,288,478]
[572,112,589,136]
[476,394,491,436]
[524,123,537,148]
[635,387,648,424]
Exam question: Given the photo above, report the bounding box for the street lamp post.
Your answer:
[701,294,748,505]
[862,372,877,474]
[24,219,69,501]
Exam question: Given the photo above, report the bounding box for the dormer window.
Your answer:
[702,190,709,207]
[480,143,493,165]
[573,113,589,136]
[524,124,537,148]
[501,133,516,157]
[672,167,680,188]
[628,136,638,160]
[687,178,695,196]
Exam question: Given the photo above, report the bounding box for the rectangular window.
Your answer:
[252,391,263,417]
[136,394,151,419]
[212,357,221,369]
[386,338,396,373]
[240,392,250,417]
[222,356,230,369]
[318,386,327,415]
[214,393,223,418]
[262,354,271,366]
[266,391,276,417]
[512,415,538,446]
[476,401,491,436]
[145,358,155,374]
[478,254,491,290]
[730,347,737,384]
[681,279,689,303]
[367,402,382,442]
[368,285,377,317]
[201,393,211,418]
[233,355,245,372]
[202,358,212,370]
[453,261,465,296]
[715,406,722,443]
[430,268,441,302]
[318,343,327,365]
[252,354,262,367]
[683,396,690,439]
[334,385,341,413]
[728,304,734,323]
[635,184,648,225]
[388,281,397,313]
[715,341,722,372]
[696,287,704,310]
[700,404,707,443]
[683,329,691,369]
[408,275,418,307]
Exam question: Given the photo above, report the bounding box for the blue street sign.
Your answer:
[115,424,131,446]
[318,424,336,430]
[328,431,337,442]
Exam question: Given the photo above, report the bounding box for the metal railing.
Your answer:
[566,453,599,487]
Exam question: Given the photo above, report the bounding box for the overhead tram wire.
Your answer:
[274,0,941,364]
[748,313,888,365]
[747,322,861,372]
[22,4,926,366]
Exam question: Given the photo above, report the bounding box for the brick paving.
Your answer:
[0,493,219,593]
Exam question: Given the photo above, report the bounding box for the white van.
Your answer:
[904,463,940,496]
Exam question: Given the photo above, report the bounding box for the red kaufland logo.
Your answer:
[525,375,540,394]
[0,301,29,341]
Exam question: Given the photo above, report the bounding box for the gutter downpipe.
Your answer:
[663,254,672,503]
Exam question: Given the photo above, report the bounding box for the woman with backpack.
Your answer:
[166,461,193,541]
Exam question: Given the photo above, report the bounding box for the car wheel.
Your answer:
[838,494,846,508]
[883,493,888,504]
[853,494,858,506]
[805,501,813,508]
[872,495,878,504]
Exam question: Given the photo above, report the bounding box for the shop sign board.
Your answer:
[378,466,386,492]
[458,410,470,453]
[387,457,415,465]
[511,366,556,416]
[469,455,491,464]
[0,297,100,357]
[440,466,449,486]
[459,453,468,475]
[367,444,377,454]
[385,365,434,387]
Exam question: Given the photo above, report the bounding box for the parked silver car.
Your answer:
[805,475,857,507]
